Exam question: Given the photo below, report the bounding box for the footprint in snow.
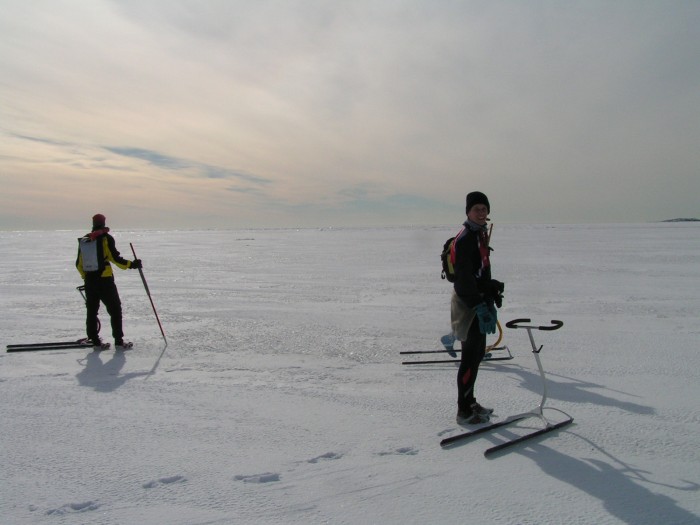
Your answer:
[45,501,101,515]
[377,447,418,456]
[234,472,281,483]
[307,452,343,463]
[142,475,187,488]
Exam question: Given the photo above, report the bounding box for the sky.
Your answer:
[1,0,699,230]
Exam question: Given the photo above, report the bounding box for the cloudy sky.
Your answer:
[1,1,698,230]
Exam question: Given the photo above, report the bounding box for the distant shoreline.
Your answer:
[1,220,699,233]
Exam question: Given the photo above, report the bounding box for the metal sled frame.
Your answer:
[440,318,574,456]
[77,285,101,334]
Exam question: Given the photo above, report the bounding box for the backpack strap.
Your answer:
[450,227,466,265]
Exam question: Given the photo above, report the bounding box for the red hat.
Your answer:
[92,214,106,227]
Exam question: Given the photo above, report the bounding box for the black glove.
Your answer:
[489,279,504,308]
[130,259,142,269]
[481,279,504,308]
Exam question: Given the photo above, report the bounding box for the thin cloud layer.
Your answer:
[1,1,698,229]
[105,146,271,185]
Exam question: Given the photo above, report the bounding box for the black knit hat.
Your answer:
[92,214,106,227]
[466,192,490,214]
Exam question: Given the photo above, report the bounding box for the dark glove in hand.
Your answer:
[131,259,142,269]
[475,302,497,335]
[490,279,504,308]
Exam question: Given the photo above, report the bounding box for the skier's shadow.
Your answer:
[483,362,654,416]
[76,350,149,392]
[517,435,699,525]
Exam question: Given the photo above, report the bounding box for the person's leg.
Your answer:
[101,279,124,342]
[84,280,102,343]
[457,318,486,412]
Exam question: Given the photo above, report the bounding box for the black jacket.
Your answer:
[453,226,492,308]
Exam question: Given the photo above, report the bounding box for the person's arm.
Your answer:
[104,235,135,270]
[76,248,86,279]
[453,234,482,307]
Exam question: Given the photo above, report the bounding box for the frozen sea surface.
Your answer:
[1,223,699,524]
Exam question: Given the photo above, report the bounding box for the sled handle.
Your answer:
[506,319,564,331]
[539,320,564,331]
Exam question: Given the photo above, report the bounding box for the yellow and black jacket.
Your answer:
[76,231,134,279]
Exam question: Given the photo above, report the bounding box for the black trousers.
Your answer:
[84,275,123,342]
[457,317,486,412]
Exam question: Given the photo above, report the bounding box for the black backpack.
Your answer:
[440,236,457,282]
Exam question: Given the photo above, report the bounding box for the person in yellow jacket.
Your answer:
[76,214,141,349]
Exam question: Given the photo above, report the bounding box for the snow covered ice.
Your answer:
[1,223,699,524]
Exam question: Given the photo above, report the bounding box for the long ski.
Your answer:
[401,345,511,355]
[402,355,514,365]
[7,344,94,352]
[7,339,89,349]
[403,359,458,365]
[400,349,455,355]
[6,340,108,352]
[401,345,513,364]
[440,415,529,447]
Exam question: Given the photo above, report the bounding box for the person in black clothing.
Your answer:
[76,214,141,348]
[450,192,504,424]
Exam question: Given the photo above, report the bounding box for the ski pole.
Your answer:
[130,243,167,344]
